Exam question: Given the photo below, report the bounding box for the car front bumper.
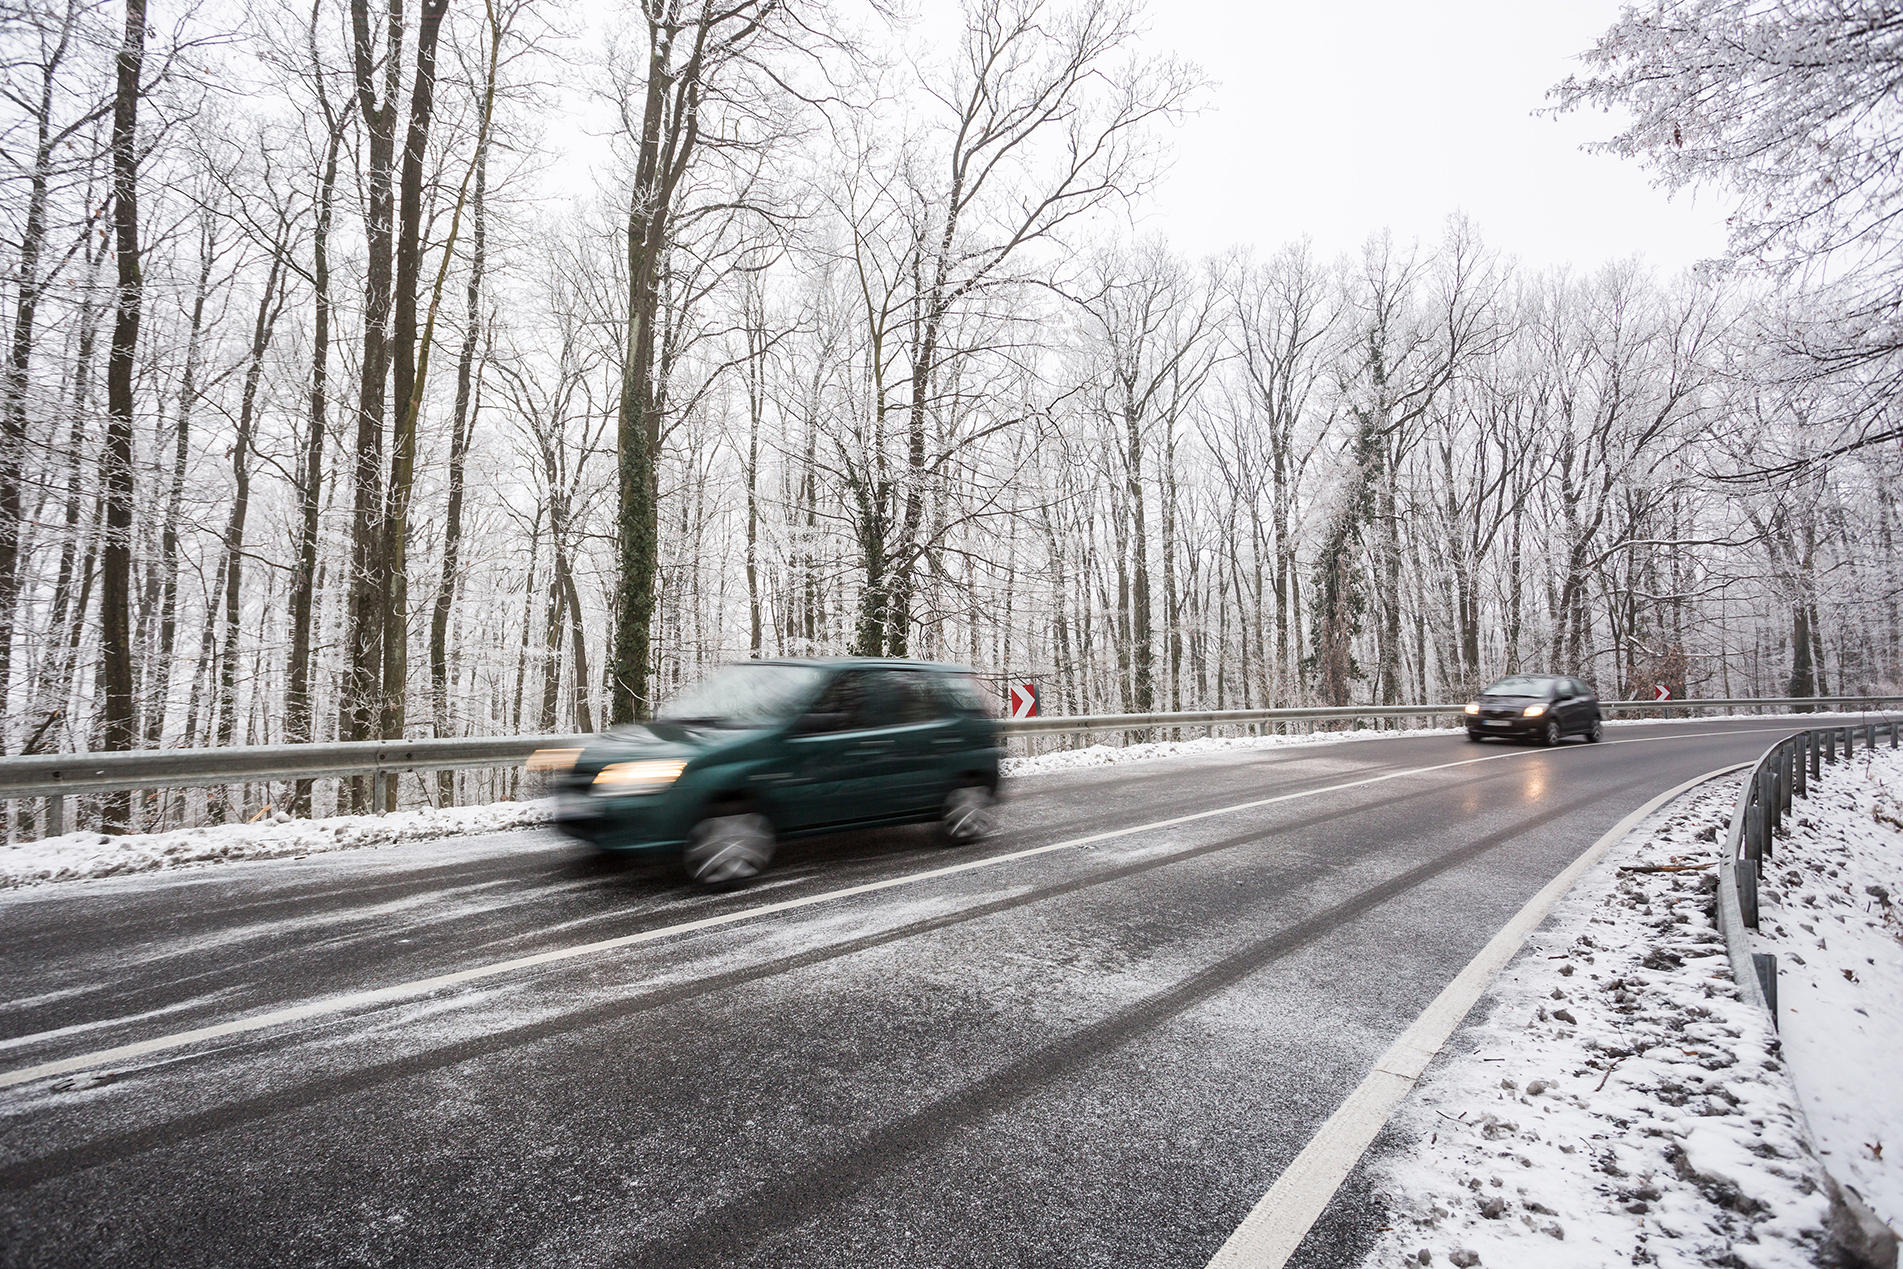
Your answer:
[1467,713,1548,738]
[551,787,690,852]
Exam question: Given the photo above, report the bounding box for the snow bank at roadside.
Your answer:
[1357,775,1837,1269]
[0,799,554,891]
[1755,746,1903,1230]
[1002,724,1451,776]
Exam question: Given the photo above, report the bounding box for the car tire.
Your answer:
[1542,720,1562,747]
[1466,730,1484,742]
[939,783,998,846]
[1587,717,1604,743]
[682,810,776,885]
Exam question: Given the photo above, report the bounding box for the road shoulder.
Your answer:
[1339,773,1840,1269]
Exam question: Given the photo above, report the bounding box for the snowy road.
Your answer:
[0,719,1835,1267]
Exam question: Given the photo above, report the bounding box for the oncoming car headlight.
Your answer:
[1522,704,1547,718]
[1464,702,1479,715]
[592,759,687,793]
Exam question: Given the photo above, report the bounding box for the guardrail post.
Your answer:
[1739,855,1760,930]
[1752,952,1778,1022]
[1795,738,1808,798]
[1762,772,1779,854]
[1825,729,1837,764]
[46,793,66,837]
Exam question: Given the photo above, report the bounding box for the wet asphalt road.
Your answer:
[0,719,1818,1267]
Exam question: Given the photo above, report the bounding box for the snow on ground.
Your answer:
[1356,775,1840,1269]
[0,799,555,891]
[1755,745,1903,1230]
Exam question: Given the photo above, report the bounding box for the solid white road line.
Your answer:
[0,728,1781,1094]
[1202,759,1751,1269]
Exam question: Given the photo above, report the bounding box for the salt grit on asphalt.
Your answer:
[1355,750,1903,1269]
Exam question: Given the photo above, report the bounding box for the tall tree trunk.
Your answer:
[211,252,287,764]
[1125,399,1154,714]
[432,141,486,774]
[381,0,448,772]
[144,236,211,747]
[611,20,676,723]
[98,0,147,830]
[342,0,402,808]
[287,81,344,814]
[0,64,60,736]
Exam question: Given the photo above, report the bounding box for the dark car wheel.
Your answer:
[1466,730,1484,742]
[683,811,775,884]
[1587,717,1604,743]
[1542,720,1562,747]
[940,783,998,845]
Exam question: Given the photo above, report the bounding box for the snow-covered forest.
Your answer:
[1,0,1897,796]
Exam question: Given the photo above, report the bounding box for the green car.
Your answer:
[549,659,1004,883]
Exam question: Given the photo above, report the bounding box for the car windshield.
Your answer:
[657,664,827,727]
[1482,675,1554,697]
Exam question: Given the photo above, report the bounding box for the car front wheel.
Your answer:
[683,811,776,884]
[1587,717,1604,743]
[940,784,998,845]
[1542,720,1562,747]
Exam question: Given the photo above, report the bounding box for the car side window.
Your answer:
[885,671,944,725]
[938,673,994,717]
[1569,678,1589,699]
[803,672,873,734]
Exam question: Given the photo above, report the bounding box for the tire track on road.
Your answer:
[0,765,1541,1189]
[615,785,1612,1268]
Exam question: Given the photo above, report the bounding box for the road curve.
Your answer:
[0,719,1821,1267]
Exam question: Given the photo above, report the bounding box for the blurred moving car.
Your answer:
[1464,674,1603,745]
[545,659,1004,884]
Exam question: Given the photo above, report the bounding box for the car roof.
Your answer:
[749,656,979,675]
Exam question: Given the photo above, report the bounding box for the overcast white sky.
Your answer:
[1142,0,1732,272]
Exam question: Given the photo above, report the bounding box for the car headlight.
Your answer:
[1523,704,1546,718]
[592,759,687,793]
[527,748,581,773]
[1464,702,1479,715]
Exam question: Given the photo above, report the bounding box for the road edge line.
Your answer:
[1202,759,1752,1269]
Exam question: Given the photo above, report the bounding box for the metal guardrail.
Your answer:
[3,695,1898,837]
[998,695,1902,736]
[1712,715,1903,1264]
[1716,716,1903,1017]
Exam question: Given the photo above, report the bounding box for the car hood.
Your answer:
[1478,694,1546,706]
[577,720,760,770]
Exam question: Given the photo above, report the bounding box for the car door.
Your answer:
[1573,679,1600,727]
[1568,681,1598,730]
[874,669,960,815]
[779,671,902,831]
[1545,679,1571,731]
